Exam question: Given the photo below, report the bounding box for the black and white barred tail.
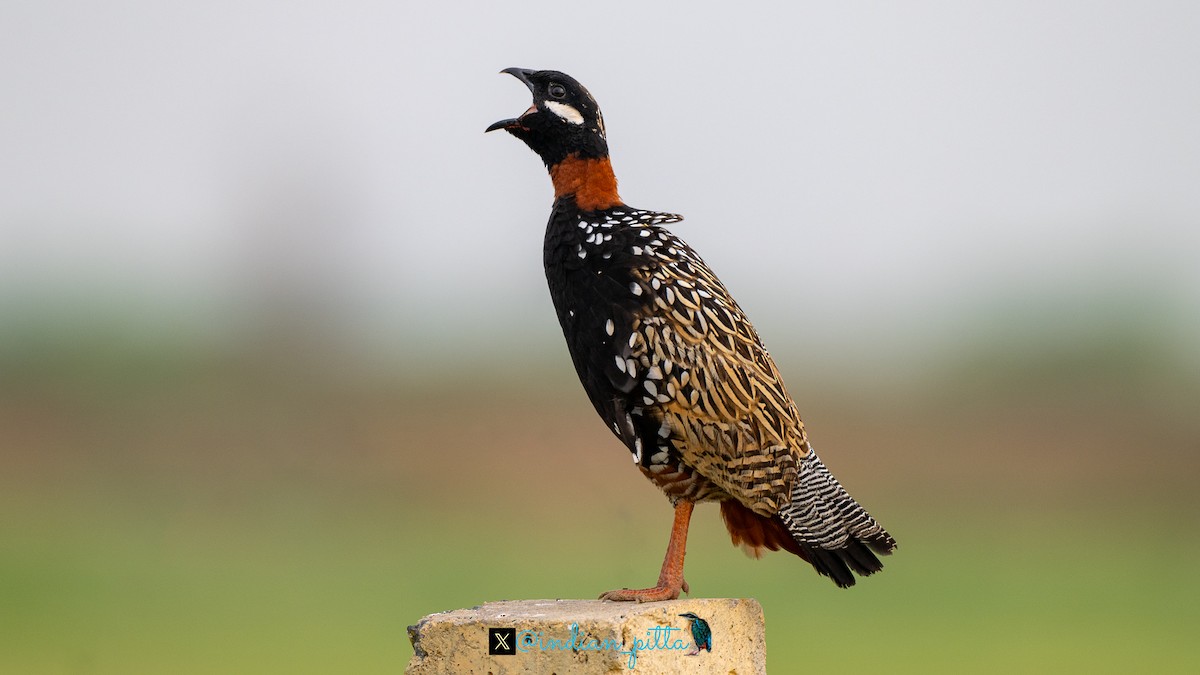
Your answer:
[777,445,897,588]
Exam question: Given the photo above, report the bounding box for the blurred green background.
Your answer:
[4,2,1200,673]
[2,301,1197,673]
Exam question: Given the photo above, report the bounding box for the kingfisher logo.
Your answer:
[678,612,713,656]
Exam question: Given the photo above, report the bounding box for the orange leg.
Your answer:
[600,500,694,602]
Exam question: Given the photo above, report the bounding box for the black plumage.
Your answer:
[488,68,896,600]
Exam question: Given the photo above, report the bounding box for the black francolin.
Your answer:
[488,68,896,601]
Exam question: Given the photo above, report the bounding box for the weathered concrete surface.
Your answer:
[406,598,765,674]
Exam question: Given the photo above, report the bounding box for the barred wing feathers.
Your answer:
[626,220,896,586]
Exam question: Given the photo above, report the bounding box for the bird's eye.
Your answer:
[548,83,567,99]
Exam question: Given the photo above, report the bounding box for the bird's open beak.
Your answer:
[486,67,538,133]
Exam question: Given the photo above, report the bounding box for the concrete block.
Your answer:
[406,598,766,674]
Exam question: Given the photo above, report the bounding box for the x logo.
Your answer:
[488,627,516,655]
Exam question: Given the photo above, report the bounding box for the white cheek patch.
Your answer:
[544,100,584,125]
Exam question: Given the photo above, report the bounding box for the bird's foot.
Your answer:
[600,501,694,602]
[598,578,688,603]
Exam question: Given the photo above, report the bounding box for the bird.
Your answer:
[487,68,896,601]
[678,612,713,656]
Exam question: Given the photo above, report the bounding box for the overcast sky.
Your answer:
[2,1,1198,358]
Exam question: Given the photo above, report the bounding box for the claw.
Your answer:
[599,583,683,602]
